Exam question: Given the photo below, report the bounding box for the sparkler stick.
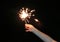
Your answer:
[25,20,27,24]
[25,18,29,24]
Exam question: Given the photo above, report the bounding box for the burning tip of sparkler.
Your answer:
[18,7,35,21]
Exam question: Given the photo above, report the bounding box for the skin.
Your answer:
[25,24,57,42]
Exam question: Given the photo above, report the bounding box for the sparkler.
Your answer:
[18,7,43,40]
[18,7,36,23]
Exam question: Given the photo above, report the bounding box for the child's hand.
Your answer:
[25,24,35,32]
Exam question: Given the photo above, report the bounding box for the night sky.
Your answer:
[1,0,59,42]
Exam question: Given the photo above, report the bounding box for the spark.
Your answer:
[34,19,39,22]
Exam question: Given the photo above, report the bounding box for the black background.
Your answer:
[1,0,59,42]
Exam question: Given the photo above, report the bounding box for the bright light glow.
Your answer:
[34,19,39,22]
[19,10,28,19]
[18,7,35,21]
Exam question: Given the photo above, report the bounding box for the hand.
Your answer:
[25,24,35,32]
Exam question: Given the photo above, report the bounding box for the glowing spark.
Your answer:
[18,7,35,23]
[34,19,39,22]
[31,10,35,12]
[32,14,35,16]
[19,10,28,20]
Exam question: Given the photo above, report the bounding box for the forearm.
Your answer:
[32,27,57,42]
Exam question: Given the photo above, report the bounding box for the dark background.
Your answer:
[1,0,59,42]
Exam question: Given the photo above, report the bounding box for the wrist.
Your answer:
[31,27,38,32]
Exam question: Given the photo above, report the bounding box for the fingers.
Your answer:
[25,26,31,32]
[25,24,28,28]
[25,27,29,30]
[25,24,30,28]
[25,24,27,26]
[25,24,35,32]
[25,30,31,32]
[25,24,31,32]
[25,24,32,26]
[25,25,29,29]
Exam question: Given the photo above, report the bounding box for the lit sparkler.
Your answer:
[18,7,35,23]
